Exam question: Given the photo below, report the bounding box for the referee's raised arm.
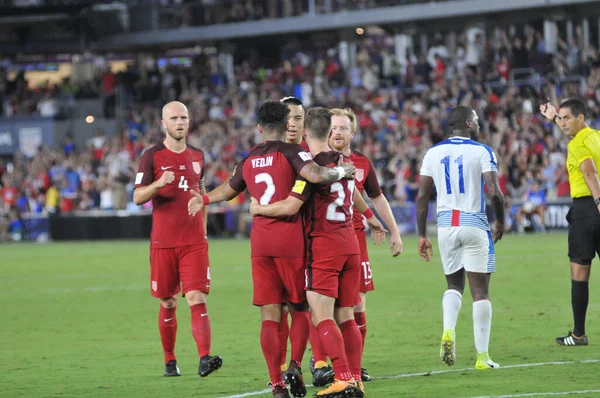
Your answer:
[540,98,600,346]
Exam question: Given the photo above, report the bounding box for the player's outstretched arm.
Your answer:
[416,175,434,262]
[483,171,505,243]
[371,194,403,256]
[249,196,304,217]
[133,171,174,205]
[299,157,355,184]
[188,181,240,216]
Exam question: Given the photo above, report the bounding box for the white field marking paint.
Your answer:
[219,359,600,398]
[472,390,600,398]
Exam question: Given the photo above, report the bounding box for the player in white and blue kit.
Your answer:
[416,106,505,370]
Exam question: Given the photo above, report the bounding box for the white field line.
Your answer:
[219,359,600,398]
[472,390,600,398]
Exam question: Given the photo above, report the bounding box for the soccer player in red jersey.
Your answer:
[187,101,356,398]
[133,101,222,378]
[250,108,387,397]
[329,108,403,382]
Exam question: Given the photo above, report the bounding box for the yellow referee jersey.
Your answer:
[567,126,600,198]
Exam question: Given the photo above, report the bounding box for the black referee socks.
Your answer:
[571,280,589,337]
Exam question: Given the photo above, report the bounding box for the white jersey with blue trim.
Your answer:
[420,136,498,230]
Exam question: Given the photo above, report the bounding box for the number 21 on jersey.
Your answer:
[440,155,465,194]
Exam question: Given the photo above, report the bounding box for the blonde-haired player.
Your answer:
[328,108,403,381]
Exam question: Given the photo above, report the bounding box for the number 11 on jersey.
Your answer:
[440,155,465,194]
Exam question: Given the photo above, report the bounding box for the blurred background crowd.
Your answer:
[1,0,600,240]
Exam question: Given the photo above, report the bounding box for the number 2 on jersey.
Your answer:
[326,180,355,221]
[440,155,465,194]
[255,173,276,205]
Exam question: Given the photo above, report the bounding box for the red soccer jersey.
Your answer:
[349,150,382,230]
[135,142,207,249]
[300,140,309,151]
[304,151,360,258]
[229,141,313,258]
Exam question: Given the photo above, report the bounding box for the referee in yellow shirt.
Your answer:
[541,98,600,346]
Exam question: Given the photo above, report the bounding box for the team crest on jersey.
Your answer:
[355,169,364,182]
[192,161,202,174]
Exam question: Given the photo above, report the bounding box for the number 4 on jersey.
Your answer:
[440,155,465,194]
[178,176,189,191]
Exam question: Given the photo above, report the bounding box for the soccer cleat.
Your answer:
[273,385,292,398]
[475,353,500,370]
[164,360,181,377]
[309,356,315,375]
[313,379,364,398]
[360,368,371,382]
[198,354,223,377]
[312,364,335,387]
[440,329,456,366]
[283,361,307,397]
[556,331,588,346]
[357,381,365,395]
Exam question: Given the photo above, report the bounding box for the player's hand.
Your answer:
[540,101,557,121]
[492,221,504,243]
[249,197,260,216]
[339,156,356,179]
[418,236,433,262]
[390,233,403,257]
[188,189,204,216]
[366,216,387,246]
[157,171,175,188]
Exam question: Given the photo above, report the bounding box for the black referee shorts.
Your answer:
[567,196,600,265]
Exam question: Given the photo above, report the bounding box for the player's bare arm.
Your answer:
[133,171,175,205]
[579,158,600,213]
[371,194,403,256]
[352,188,387,246]
[188,181,240,216]
[482,171,506,243]
[198,175,208,233]
[299,158,355,184]
[416,175,434,262]
[249,196,304,218]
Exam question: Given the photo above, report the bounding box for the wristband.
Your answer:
[362,208,374,219]
[202,194,210,205]
[553,114,559,124]
[335,166,345,180]
[595,198,600,206]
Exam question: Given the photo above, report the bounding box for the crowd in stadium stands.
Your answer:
[2,24,600,240]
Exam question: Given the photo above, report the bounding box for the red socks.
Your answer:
[316,320,352,381]
[159,306,177,363]
[309,323,327,364]
[290,311,310,366]
[339,319,363,382]
[190,303,211,358]
[262,320,285,387]
[354,312,367,353]
[278,311,290,367]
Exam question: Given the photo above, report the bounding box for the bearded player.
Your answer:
[133,101,222,378]
[328,108,403,381]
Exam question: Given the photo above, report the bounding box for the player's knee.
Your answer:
[185,290,207,305]
[160,297,178,309]
[354,298,366,312]
[570,262,591,281]
[334,307,354,325]
[260,304,282,322]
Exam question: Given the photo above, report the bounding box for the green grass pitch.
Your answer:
[1,233,599,397]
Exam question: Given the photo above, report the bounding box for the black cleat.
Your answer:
[283,361,306,397]
[360,368,371,382]
[556,331,589,346]
[164,360,181,377]
[309,356,315,375]
[273,385,292,398]
[198,354,223,377]
[312,365,334,387]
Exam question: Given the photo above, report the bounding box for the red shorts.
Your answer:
[306,254,361,308]
[252,257,306,306]
[150,244,210,298]
[356,229,374,293]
